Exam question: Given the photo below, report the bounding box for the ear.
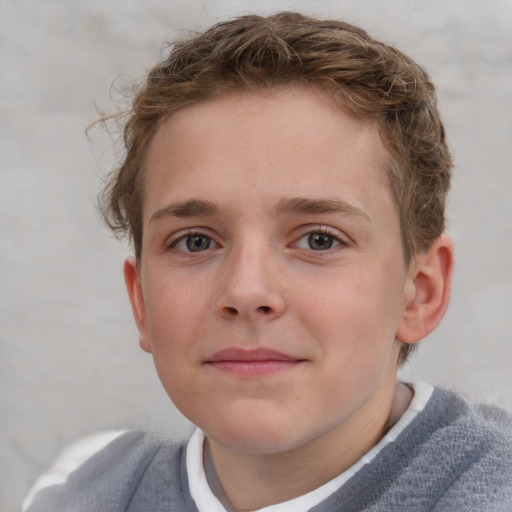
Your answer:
[396,235,454,344]
[123,257,152,353]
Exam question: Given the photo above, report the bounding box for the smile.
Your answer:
[204,348,305,377]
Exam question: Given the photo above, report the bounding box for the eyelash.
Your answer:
[166,226,349,254]
[292,227,349,253]
[167,230,219,253]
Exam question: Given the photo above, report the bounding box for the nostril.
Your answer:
[225,306,238,316]
[258,306,271,314]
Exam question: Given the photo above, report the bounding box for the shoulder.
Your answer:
[422,387,512,456]
[399,387,512,510]
[323,387,512,512]
[24,430,191,512]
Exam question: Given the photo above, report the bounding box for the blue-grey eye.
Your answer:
[172,234,213,252]
[295,232,341,251]
[307,232,335,250]
[185,234,212,252]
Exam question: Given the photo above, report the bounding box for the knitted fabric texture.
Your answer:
[26,388,512,512]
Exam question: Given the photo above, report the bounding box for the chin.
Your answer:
[211,430,301,455]
[202,412,319,455]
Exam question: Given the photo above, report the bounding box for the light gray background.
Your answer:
[1,1,511,510]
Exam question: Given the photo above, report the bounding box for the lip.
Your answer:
[204,348,305,377]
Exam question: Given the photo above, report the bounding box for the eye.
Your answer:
[295,231,342,251]
[171,233,216,252]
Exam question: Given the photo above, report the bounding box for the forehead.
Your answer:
[143,86,391,209]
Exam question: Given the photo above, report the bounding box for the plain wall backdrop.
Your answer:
[1,1,511,510]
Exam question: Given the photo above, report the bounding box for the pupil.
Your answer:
[186,235,210,252]
[308,233,333,250]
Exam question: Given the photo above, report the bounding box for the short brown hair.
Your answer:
[99,12,453,363]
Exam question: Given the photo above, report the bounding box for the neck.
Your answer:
[206,380,412,512]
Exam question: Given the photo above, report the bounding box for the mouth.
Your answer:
[204,348,305,377]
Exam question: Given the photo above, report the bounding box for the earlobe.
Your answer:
[396,235,454,344]
[123,257,152,353]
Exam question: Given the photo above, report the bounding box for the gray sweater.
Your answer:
[27,388,512,511]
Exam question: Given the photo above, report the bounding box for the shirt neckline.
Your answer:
[187,381,434,512]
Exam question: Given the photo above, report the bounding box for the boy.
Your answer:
[25,12,512,512]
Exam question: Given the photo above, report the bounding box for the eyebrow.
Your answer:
[150,199,220,223]
[275,197,371,222]
[149,197,370,223]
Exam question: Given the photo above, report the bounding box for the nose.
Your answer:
[215,245,286,321]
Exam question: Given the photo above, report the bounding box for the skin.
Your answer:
[124,86,453,511]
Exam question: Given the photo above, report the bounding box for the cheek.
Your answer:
[298,268,403,359]
[145,273,200,327]
[142,280,206,407]
[304,276,402,411]
[142,277,210,367]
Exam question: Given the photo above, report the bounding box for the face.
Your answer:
[126,87,415,456]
